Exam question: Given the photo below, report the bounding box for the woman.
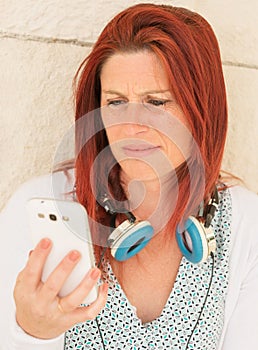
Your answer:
[0,3,257,350]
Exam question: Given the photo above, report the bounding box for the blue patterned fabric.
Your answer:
[65,188,232,349]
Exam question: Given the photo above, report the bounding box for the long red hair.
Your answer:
[73,4,227,262]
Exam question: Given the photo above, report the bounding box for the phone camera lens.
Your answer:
[49,214,57,221]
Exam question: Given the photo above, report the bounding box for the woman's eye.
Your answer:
[107,100,126,107]
[147,99,167,107]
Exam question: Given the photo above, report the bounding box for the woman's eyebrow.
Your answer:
[102,89,171,96]
[102,90,127,98]
[141,89,171,95]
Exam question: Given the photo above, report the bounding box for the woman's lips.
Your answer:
[122,144,161,157]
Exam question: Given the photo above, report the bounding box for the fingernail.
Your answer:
[90,268,101,280]
[69,250,80,262]
[40,238,51,249]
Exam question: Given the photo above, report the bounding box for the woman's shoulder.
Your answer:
[2,168,75,213]
[229,185,258,224]
[229,184,258,206]
[227,184,258,260]
[0,168,76,267]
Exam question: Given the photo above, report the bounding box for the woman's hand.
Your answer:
[14,238,108,339]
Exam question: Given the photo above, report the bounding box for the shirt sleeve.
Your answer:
[4,312,64,350]
[0,173,69,350]
[219,186,258,349]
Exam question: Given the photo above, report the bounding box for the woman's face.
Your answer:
[100,51,190,183]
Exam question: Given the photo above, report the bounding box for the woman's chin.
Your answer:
[120,162,177,184]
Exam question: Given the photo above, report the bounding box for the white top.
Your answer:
[0,171,258,350]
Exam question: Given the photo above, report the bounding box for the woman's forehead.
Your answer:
[100,51,170,95]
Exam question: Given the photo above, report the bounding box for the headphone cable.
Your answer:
[185,252,215,349]
[95,317,106,350]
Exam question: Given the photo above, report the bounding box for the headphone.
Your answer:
[101,196,154,261]
[101,188,219,264]
[176,188,219,264]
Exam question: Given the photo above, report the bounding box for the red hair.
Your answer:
[73,4,228,262]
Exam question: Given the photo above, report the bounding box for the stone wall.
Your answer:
[1,0,257,210]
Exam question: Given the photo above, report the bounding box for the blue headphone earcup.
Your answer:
[109,220,154,261]
[176,216,211,264]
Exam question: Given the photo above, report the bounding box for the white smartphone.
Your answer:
[26,197,98,305]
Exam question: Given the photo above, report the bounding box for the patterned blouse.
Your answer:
[64,188,231,350]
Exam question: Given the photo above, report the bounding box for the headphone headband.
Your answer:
[99,187,219,263]
[204,188,219,228]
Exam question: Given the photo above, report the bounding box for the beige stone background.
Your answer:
[0,0,257,210]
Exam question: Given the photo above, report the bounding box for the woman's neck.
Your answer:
[121,172,178,233]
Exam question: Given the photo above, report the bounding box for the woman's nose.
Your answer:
[122,103,150,135]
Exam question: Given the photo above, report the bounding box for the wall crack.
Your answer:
[0,30,93,48]
[223,60,258,71]
[1,30,258,70]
